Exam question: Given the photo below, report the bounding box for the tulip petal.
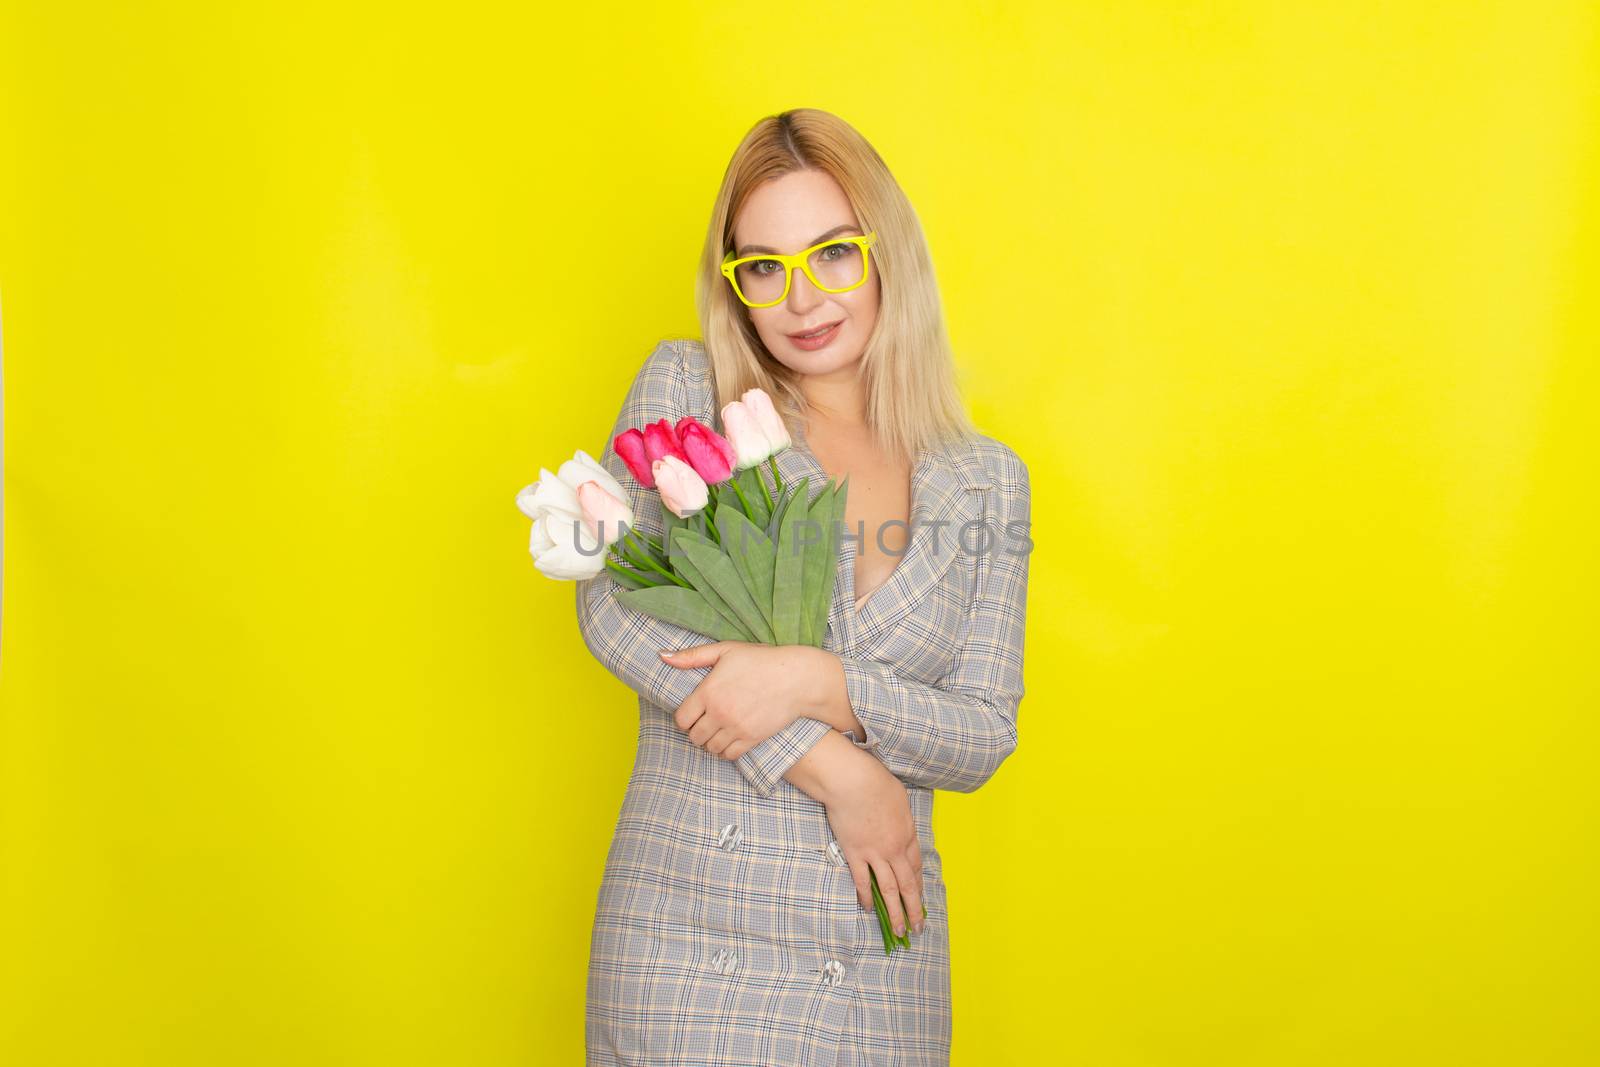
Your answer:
[533,511,608,580]
[521,467,584,521]
[743,388,792,452]
[614,429,655,488]
[720,401,772,470]
[561,449,630,503]
[654,455,709,518]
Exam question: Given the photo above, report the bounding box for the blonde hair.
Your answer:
[691,108,977,468]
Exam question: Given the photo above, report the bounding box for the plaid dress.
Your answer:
[578,339,1032,1066]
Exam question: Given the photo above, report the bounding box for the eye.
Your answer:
[741,258,782,276]
[819,242,859,261]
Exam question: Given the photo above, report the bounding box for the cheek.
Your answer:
[747,312,802,371]
[844,283,880,327]
[750,311,785,349]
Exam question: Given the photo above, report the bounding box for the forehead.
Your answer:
[732,169,860,253]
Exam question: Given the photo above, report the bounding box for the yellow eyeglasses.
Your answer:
[720,231,878,309]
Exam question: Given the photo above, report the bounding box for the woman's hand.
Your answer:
[818,751,926,937]
[658,642,824,760]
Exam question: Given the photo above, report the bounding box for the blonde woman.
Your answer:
[577,108,1033,1066]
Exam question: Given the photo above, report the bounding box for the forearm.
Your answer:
[789,642,1018,793]
[831,657,1020,793]
[798,646,866,736]
[778,726,879,807]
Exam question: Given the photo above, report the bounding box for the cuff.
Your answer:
[837,659,891,754]
[734,716,832,798]
[841,727,874,750]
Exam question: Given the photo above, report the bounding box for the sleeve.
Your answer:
[574,339,833,798]
[832,448,1032,793]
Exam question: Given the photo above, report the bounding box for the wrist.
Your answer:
[798,647,853,731]
[785,727,876,807]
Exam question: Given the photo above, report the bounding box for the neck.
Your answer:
[797,365,869,427]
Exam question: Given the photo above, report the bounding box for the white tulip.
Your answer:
[516,450,636,581]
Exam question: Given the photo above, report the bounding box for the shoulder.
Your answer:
[666,338,717,421]
[622,338,717,423]
[626,337,703,408]
[964,433,1030,496]
[636,336,689,381]
[674,337,711,376]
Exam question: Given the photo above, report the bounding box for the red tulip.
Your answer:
[676,417,737,485]
[643,418,688,471]
[613,428,655,488]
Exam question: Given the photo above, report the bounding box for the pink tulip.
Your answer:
[720,401,771,470]
[577,480,635,546]
[741,388,792,452]
[614,428,654,488]
[653,455,709,518]
[677,417,737,484]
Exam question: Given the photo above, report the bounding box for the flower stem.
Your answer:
[764,455,780,509]
[603,556,650,585]
[869,870,896,955]
[617,536,688,588]
[727,477,756,520]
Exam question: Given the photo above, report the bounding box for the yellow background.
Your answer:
[2,3,1595,1064]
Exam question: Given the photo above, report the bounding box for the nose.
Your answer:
[784,265,826,317]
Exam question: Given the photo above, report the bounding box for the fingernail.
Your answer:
[658,650,673,659]
[895,924,905,936]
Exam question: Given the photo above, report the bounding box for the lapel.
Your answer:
[776,426,992,647]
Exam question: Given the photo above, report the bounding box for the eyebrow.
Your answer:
[736,224,862,258]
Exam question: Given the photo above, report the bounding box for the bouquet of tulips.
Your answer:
[515,387,925,955]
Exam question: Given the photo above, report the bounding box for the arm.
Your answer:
[808,450,1033,793]
[574,340,834,796]
[778,724,881,807]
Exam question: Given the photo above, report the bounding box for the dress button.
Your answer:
[716,822,743,851]
[822,959,845,986]
[826,839,846,867]
[709,948,739,975]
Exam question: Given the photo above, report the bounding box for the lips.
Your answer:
[787,320,843,340]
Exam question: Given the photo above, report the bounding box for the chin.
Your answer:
[777,348,861,377]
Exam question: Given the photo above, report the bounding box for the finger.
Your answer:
[704,727,733,756]
[846,856,873,911]
[722,737,751,761]
[688,712,720,748]
[891,852,925,935]
[658,642,727,669]
[673,695,705,734]
[873,861,907,937]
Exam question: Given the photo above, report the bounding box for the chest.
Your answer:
[803,431,912,608]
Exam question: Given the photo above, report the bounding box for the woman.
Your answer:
[577,108,1032,1066]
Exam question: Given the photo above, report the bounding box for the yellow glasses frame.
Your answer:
[719,231,879,308]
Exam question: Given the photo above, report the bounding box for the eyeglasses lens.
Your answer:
[733,241,866,305]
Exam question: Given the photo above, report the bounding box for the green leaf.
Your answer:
[733,466,771,529]
[671,528,777,645]
[771,476,810,646]
[764,479,800,543]
[613,585,749,642]
[714,505,777,627]
[800,478,845,648]
[662,507,690,551]
[665,530,758,642]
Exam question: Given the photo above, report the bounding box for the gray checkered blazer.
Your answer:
[577,339,1032,1066]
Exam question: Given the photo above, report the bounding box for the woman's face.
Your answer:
[729,168,880,378]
